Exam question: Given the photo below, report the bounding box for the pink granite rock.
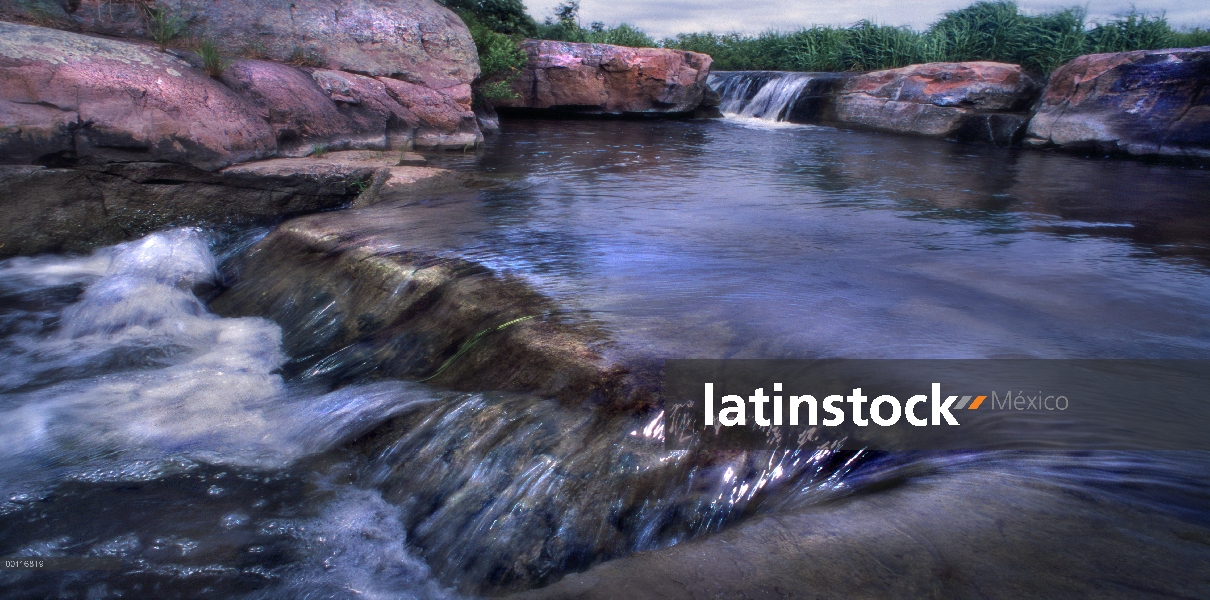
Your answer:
[0,21,275,170]
[496,40,713,114]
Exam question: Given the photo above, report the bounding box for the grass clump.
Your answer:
[144,6,188,51]
[310,143,329,157]
[239,40,271,60]
[288,46,326,67]
[197,39,229,78]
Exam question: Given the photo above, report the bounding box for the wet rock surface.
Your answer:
[510,466,1210,599]
[830,61,1038,143]
[210,207,656,409]
[0,151,453,256]
[496,40,713,116]
[1025,46,1210,159]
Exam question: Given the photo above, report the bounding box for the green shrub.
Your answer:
[458,11,528,101]
[532,1,657,47]
[439,0,537,36]
[197,39,229,78]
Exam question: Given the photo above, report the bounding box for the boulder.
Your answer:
[221,60,482,154]
[0,0,479,90]
[220,60,384,156]
[496,40,713,115]
[0,21,276,170]
[0,151,455,256]
[830,61,1038,142]
[1024,47,1210,159]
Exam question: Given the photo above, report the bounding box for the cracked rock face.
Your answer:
[1024,47,1210,159]
[495,40,713,115]
[0,21,482,171]
[221,60,481,156]
[3,0,479,90]
[0,21,277,171]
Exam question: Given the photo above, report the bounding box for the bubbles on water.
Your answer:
[250,487,461,600]
[0,228,441,483]
[362,393,859,593]
[0,228,460,598]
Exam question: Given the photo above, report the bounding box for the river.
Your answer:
[2,103,1209,597]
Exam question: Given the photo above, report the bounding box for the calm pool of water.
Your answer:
[409,117,1210,360]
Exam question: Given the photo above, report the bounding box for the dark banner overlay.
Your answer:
[663,360,1210,451]
[1,557,121,571]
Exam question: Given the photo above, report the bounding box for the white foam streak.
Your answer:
[0,229,437,485]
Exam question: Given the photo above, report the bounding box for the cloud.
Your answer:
[523,0,1210,40]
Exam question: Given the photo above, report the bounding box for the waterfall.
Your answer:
[708,71,841,123]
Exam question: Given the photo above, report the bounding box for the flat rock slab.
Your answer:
[510,467,1210,599]
[0,151,455,256]
[1025,46,1210,159]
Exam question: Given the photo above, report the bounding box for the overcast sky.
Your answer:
[522,0,1210,40]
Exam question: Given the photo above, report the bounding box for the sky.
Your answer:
[521,0,1210,40]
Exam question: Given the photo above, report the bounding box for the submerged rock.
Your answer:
[496,40,713,116]
[0,151,454,255]
[830,61,1039,143]
[1025,47,1210,159]
[0,21,275,171]
[210,209,656,408]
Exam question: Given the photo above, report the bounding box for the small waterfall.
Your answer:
[708,71,839,123]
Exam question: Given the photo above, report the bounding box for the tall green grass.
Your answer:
[599,2,1203,74]
[1172,28,1210,48]
[454,0,1207,96]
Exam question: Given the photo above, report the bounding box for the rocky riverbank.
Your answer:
[707,49,1208,157]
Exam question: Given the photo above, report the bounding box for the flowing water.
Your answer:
[711,71,821,120]
[3,99,1210,596]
